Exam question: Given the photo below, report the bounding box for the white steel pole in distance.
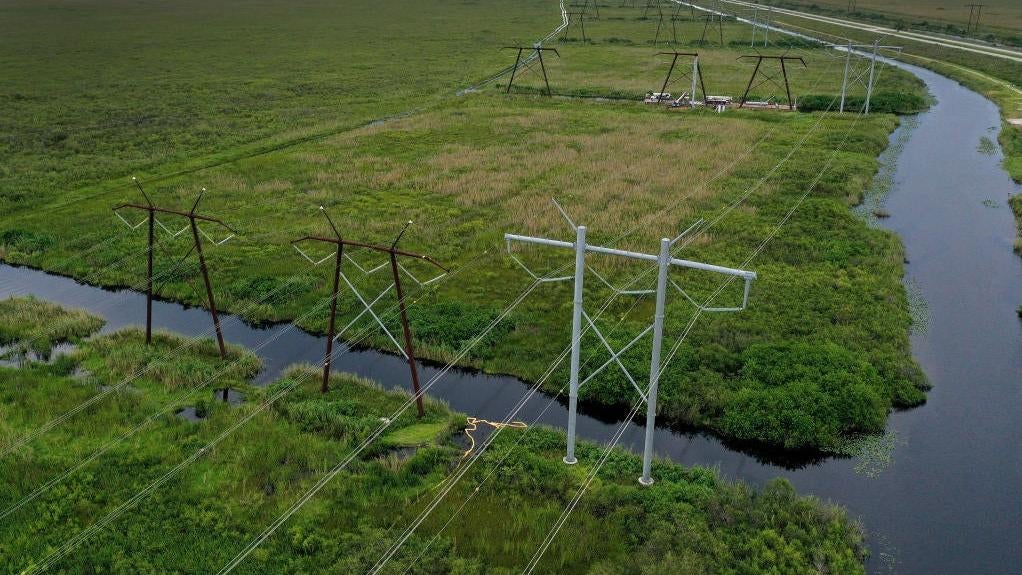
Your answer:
[865,39,879,114]
[691,56,698,102]
[750,7,757,47]
[505,207,756,484]
[840,40,852,113]
[564,225,587,465]
[639,238,671,486]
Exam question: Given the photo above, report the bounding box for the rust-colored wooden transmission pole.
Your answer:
[114,185,236,359]
[737,54,807,110]
[700,13,725,47]
[657,51,707,102]
[291,208,345,393]
[966,4,984,34]
[562,11,589,42]
[503,45,560,96]
[293,213,447,417]
[120,177,158,345]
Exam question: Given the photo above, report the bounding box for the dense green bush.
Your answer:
[0,296,104,355]
[1001,124,1022,183]
[0,228,53,256]
[0,309,868,574]
[226,274,319,306]
[719,341,888,449]
[272,395,381,440]
[408,301,515,353]
[798,92,928,115]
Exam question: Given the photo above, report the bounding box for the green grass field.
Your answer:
[0,0,563,216]
[0,300,869,573]
[0,0,931,451]
[762,6,1022,259]
[763,0,1022,43]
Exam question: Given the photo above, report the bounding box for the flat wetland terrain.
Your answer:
[0,1,950,570]
[1,0,931,454]
[0,299,869,573]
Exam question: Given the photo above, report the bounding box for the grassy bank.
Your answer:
[762,0,1022,46]
[0,296,105,357]
[0,308,868,573]
[0,1,929,452]
[759,8,1022,273]
[756,6,1022,180]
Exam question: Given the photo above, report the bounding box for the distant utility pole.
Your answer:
[505,201,756,485]
[965,3,984,34]
[750,6,761,47]
[838,40,903,113]
[504,44,560,96]
[114,182,235,358]
[656,51,706,103]
[700,13,725,47]
[293,214,447,414]
[750,6,773,47]
[570,0,599,19]
[642,0,660,19]
[737,54,807,110]
[653,7,680,45]
[563,11,589,42]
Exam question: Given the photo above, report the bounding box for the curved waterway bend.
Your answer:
[2,59,1020,574]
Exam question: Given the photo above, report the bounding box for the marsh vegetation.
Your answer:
[0,303,869,573]
[0,0,930,453]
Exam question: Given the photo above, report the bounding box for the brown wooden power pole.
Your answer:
[966,4,984,34]
[700,13,725,47]
[114,185,236,359]
[504,45,560,96]
[293,214,447,416]
[656,51,707,102]
[737,54,807,110]
[388,222,424,417]
[291,207,345,393]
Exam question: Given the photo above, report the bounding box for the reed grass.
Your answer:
[0,308,868,573]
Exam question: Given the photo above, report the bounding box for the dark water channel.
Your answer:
[2,60,1020,573]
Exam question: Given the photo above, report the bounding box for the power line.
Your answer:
[253,16,862,571]
[524,100,872,573]
[0,270,326,522]
[292,210,447,414]
[213,274,543,574]
[347,55,846,568]
[369,34,860,570]
[368,240,668,575]
[113,186,236,357]
[15,234,495,573]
